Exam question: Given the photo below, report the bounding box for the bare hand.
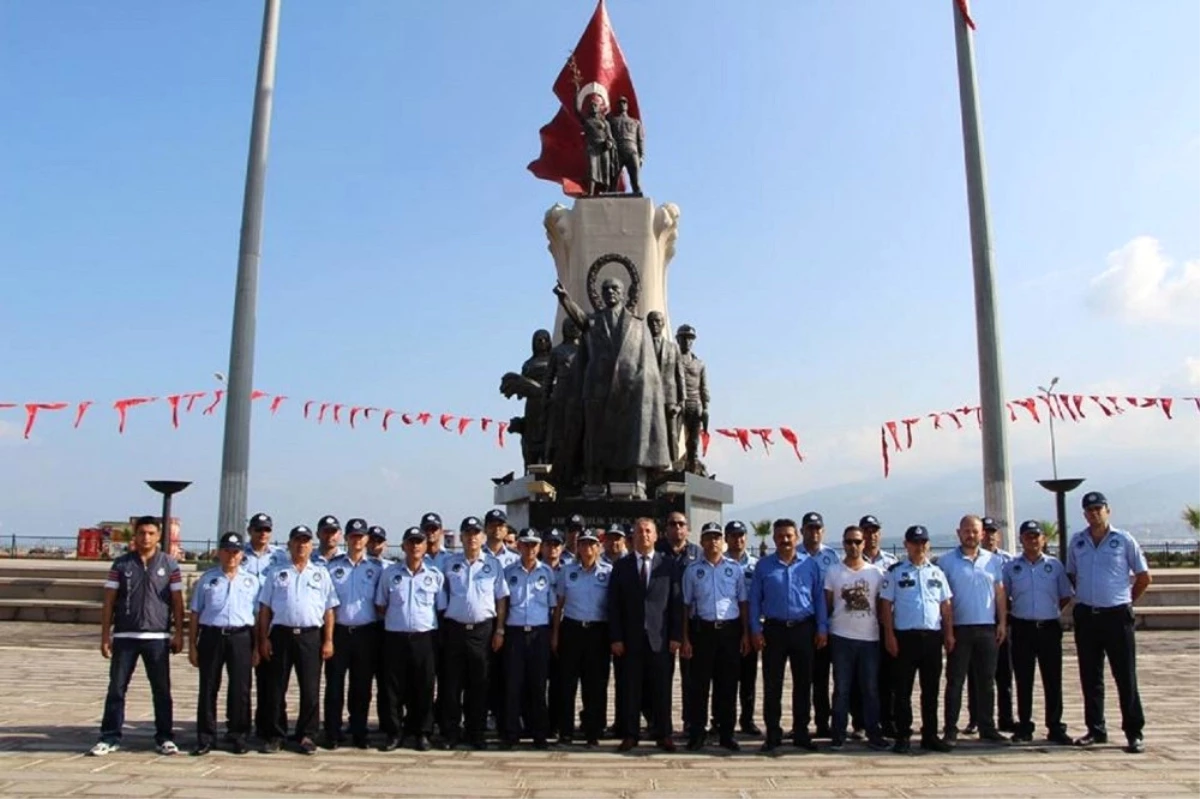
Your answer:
[740,635,751,656]
[885,633,899,659]
[550,633,559,655]
[814,633,828,650]
[100,638,112,659]
[251,649,261,668]
[995,624,1007,645]
[553,281,567,298]
[492,633,505,653]
[680,641,693,660]
[170,635,184,655]
[944,631,955,654]
[611,641,626,658]
[188,648,199,668]
[668,640,681,655]
[259,640,272,662]
[752,633,765,652]
[321,640,334,660]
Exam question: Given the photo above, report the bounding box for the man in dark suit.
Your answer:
[608,517,683,752]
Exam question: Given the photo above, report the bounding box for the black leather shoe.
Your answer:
[263,738,282,754]
[617,737,637,752]
[657,737,677,753]
[921,737,952,753]
[190,743,212,757]
[415,735,431,752]
[892,738,911,754]
[498,739,515,751]
[585,738,600,749]
[381,737,400,752]
[979,728,1009,744]
[532,739,551,750]
[230,740,249,755]
[741,721,762,736]
[1047,731,1074,746]
[322,733,339,751]
[470,738,488,751]
[792,735,817,751]
[759,738,781,754]
[813,726,831,739]
[962,722,978,736]
[299,738,317,755]
[353,736,369,750]
[1125,737,1145,754]
[720,738,740,752]
[943,728,958,746]
[998,719,1016,733]
[867,737,890,751]
[1075,732,1108,747]
[1010,732,1033,744]
[685,736,704,751]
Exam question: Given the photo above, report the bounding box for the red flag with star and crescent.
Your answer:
[527,0,641,196]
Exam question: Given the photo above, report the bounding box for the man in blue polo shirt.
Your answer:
[1066,491,1151,754]
[89,515,185,757]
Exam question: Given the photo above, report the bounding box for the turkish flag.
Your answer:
[526,0,640,196]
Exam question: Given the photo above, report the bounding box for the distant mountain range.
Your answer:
[731,462,1199,547]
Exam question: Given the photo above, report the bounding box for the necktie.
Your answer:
[640,556,650,589]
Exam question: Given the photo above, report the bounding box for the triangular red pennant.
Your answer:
[1089,396,1114,418]
[1106,396,1125,414]
[1038,396,1058,420]
[1058,394,1079,422]
[1006,403,1017,422]
[480,417,492,431]
[1014,398,1040,423]
[956,0,977,30]
[734,428,752,451]
[701,429,711,457]
[497,420,508,447]
[885,421,902,451]
[183,392,207,413]
[317,402,331,423]
[1072,395,1086,419]
[417,412,432,425]
[778,427,803,461]
[362,407,379,420]
[382,410,397,431]
[1159,398,1173,419]
[902,418,920,449]
[203,391,224,416]
[457,417,474,435]
[929,412,943,430]
[402,413,414,425]
[23,402,68,439]
[349,407,362,428]
[881,426,890,479]
[439,413,455,431]
[1185,397,1200,412]
[332,404,344,424]
[269,396,287,415]
[251,390,268,402]
[304,400,315,419]
[114,397,156,434]
[73,400,93,428]
[167,395,182,429]
[750,428,774,454]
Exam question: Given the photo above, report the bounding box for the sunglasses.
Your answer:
[667,520,687,526]
[843,539,865,546]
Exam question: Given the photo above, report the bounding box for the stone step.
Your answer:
[0,598,105,624]
[1145,568,1199,585]
[0,577,105,603]
[1137,606,1200,630]
[1135,583,1200,607]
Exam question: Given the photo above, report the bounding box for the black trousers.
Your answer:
[894,629,943,741]
[736,649,759,728]
[945,624,998,733]
[618,634,673,741]
[966,635,1014,728]
[263,626,322,742]
[195,626,253,746]
[760,619,815,742]
[254,659,285,739]
[809,638,832,734]
[374,621,398,736]
[441,619,494,741]
[558,619,610,740]
[546,646,561,737]
[1010,618,1066,736]
[1073,604,1144,739]
[503,625,551,742]
[324,623,377,739]
[687,621,741,738]
[382,630,437,737]
[489,643,507,733]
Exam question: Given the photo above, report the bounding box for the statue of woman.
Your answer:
[499,329,553,470]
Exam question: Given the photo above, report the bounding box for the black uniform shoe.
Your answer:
[792,735,817,751]
[892,738,911,754]
[1075,732,1108,747]
[962,722,978,736]
[759,737,781,754]
[190,743,212,757]
[532,739,551,750]
[848,728,865,741]
[719,738,740,752]
[741,721,762,736]
[381,737,400,752]
[585,738,600,749]
[263,738,282,754]
[322,734,339,751]
[829,738,844,752]
[921,737,952,753]
[353,736,369,750]
[497,739,515,751]
[867,737,890,751]
[998,719,1016,733]
[230,740,249,755]
[1046,731,1074,746]
[943,728,958,747]
[1009,732,1033,744]
[685,736,704,751]
[979,728,1009,744]
[813,726,831,740]
[1125,737,1145,754]
[414,735,431,752]
[470,738,488,750]
[298,738,317,755]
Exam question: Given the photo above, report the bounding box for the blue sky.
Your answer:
[2,1,1197,546]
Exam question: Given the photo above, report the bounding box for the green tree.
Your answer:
[1038,519,1059,543]
[1183,505,1200,535]
[752,519,772,557]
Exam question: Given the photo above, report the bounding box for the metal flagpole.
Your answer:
[951,1,1016,553]
[217,0,281,536]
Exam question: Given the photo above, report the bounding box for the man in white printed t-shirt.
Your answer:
[824,525,889,751]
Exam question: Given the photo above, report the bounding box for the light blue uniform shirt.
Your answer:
[749,553,829,635]
[735,552,758,595]
[487,545,520,570]
[424,548,452,574]
[326,553,383,626]
[375,562,446,632]
[257,562,339,628]
[1004,554,1072,621]
[242,544,287,580]
[191,566,260,627]
[937,547,1004,626]
[560,551,577,567]
[311,548,344,568]
[443,552,511,623]
[504,560,558,627]
[805,544,841,581]
[1066,526,1149,608]
[601,551,626,566]
[868,550,899,569]
[683,557,746,622]
[556,560,612,622]
[880,560,952,631]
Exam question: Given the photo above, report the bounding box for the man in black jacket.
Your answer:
[608,517,683,752]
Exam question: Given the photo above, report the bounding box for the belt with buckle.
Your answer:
[336,623,372,633]
[509,624,548,633]
[1013,617,1060,628]
[565,618,598,628]
[202,625,252,636]
[765,617,812,628]
[289,626,319,635]
[1077,603,1130,615]
[696,619,735,630]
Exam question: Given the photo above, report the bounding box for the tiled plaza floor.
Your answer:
[0,624,1195,797]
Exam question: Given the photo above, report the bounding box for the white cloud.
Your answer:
[1086,236,1200,325]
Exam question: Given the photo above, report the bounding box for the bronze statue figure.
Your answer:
[676,324,709,475]
[647,311,684,467]
[581,97,616,196]
[553,277,671,485]
[606,96,644,194]
[500,329,553,469]
[542,317,583,487]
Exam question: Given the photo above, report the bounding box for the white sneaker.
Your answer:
[88,741,119,757]
[155,741,180,756]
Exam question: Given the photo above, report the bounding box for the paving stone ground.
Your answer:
[0,623,1195,798]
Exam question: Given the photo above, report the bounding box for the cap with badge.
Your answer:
[248,513,273,531]
[420,512,443,530]
[543,528,564,545]
[724,520,748,536]
[290,525,314,540]
[1082,491,1108,509]
[460,516,484,533]
[517,527,542,544]
[577,528,600,543]
[346,518,369,536]
[367,525,387,541]
[317,515,340,532]
[484,509,507,525]
[1019,520,1043,536]
[219,531,244,550]
[802,511,824,528]
[904,525,930,543]
[981,516,999,532]
[402,526,426,542]
[605,522,627,538]
[700,521,723,537]
[564,513,586,532]
[859,515,881,530]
